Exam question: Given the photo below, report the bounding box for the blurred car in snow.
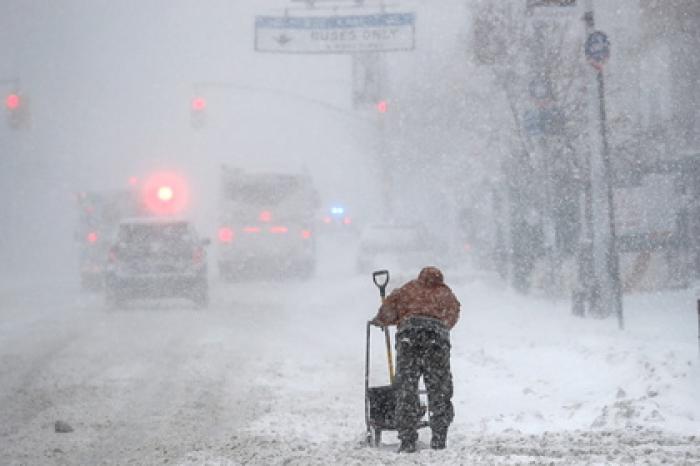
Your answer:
[217,167,319,280]
[356,223,441,278]
[104,218,210,308]
[319,205,357,235]
[74,189,141,290]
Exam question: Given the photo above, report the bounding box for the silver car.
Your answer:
[104,218,210,308]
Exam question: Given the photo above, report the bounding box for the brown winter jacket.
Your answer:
[373,266,461,329]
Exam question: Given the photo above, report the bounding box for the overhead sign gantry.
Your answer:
[255,1,415,54]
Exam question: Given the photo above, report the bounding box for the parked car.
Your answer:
[105,218,209,308]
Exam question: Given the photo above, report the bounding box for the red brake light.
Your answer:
[243,226,261,233]
[191,97,206,111]
[301,230,312,239]
[259,211,272,222]
[87,232,98,243]
[270,226,288,234]
[343,217,352,225]
[218,227,234,243]
[323,216,332,224]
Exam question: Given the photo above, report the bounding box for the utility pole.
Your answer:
[582,0,624,329]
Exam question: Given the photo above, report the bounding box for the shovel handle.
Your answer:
[372,270,394,384]
[372,270,390,299]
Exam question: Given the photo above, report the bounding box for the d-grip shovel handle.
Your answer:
[372,270,390,299]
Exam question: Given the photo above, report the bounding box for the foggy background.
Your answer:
[4,0,693,290]
[1,0,381,280]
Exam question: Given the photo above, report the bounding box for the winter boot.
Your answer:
[397,439,417,453]
[430,429,447,450]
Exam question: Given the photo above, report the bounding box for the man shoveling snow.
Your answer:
[371,266,461,453]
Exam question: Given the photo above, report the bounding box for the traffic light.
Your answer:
[190,96,206,129]
[6,92,29,129]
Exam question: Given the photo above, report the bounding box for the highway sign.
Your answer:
[254,13,415,54]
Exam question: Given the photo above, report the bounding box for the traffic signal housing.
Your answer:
[190,96,206,129]
[6,92,29,129]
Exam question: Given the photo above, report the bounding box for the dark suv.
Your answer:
[105,218,209,307]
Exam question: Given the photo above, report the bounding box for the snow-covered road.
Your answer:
[1,251,699,465]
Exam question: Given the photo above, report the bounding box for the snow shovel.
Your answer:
[372,270,395,384]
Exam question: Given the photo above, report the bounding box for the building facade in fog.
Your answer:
[640,0,700,151]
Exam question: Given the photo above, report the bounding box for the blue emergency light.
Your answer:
[330,206,345,215]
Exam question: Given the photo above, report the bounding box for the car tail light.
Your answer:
[343,217,352,225]
[243,226,261,233]
[259,211,272,222]
[218,227,234,243]
[270,226,288,234]
[323,216,332,224]
[301,229,312,239]
[87,231,98,243]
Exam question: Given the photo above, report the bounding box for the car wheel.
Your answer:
[192,281,209,309]
[105,286,124,309]
[219,262,235,282]
[298,259,315,280]
[81,274,103,292]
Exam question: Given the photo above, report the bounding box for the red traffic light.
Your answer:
[376,100,388,113]
[191,97,206,111]
[6,94,20,110]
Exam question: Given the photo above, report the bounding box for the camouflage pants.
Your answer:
[394,326,454,442]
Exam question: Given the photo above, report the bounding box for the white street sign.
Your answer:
[255,13,415,54]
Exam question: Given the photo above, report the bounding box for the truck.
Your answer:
[74,189,142,290]
[216,166,320,280]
